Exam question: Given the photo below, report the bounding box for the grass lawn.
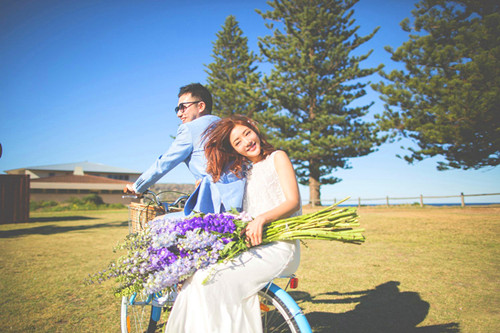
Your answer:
[0,206,498,332]
[296,205,500,333]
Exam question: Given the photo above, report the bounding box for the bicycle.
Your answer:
[121,190,312,333]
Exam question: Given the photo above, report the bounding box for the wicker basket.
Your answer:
[128,202,166,233]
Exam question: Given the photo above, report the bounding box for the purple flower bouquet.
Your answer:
[87,201,364,297]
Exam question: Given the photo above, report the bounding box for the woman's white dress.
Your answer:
[165,151,301,333]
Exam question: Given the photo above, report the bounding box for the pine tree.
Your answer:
[257,0,383,206]
[372,0,500,170]
[205,15,265,118]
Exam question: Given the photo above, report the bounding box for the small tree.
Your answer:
[372,0,500,170]
[257,0,383,205]
[205,15,265,118]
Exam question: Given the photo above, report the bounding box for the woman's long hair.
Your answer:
[203,115,275,182]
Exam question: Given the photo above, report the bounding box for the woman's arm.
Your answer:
[244,150,301,246]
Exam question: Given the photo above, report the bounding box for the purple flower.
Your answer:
[103,212,246,295]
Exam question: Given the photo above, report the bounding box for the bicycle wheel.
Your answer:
[121,293,166,333]
[259,283,312,333]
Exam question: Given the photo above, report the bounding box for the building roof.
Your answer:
[6,161,140,174]
[31,174,131,184]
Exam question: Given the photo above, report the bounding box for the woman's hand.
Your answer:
[243,216,266,247]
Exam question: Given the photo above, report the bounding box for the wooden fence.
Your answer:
[320,192,500,208]
[0,175,30,224]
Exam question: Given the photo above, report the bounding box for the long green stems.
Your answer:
[261,199,365,245]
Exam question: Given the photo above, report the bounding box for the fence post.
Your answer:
[358,197,361,208]
[461,192,465,208]
[386,196,389,207]
[420,194,424,207]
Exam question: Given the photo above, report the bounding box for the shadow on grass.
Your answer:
[0,221,128,238]
[290,281,460,333]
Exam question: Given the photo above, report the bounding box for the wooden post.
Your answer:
[358,197,361,208]
[420,194,424,207]
[461,192,465,208]
[386,196,389,207]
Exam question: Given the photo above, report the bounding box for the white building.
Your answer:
[5,161,141,204]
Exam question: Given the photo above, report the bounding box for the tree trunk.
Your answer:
[309,162,321,206]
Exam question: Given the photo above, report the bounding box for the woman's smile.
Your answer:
[246,142,256,152]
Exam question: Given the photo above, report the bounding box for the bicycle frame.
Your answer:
[121,190,312,332]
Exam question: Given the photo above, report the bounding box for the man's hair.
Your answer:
[178,83,213,114]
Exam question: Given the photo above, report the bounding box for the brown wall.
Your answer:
[0,175,30,224]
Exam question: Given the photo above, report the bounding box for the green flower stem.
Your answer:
[258,199,364,245]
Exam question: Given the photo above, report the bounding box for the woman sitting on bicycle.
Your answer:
[165,115,302,333]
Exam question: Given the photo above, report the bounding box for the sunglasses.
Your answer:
[175,101,201,113]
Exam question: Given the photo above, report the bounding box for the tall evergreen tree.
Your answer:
[372,0,500,170]
[205,15,265,118]
[257,0,383,206]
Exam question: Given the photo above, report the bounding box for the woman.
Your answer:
[165,115,301,333]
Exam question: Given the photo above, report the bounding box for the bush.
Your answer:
[66,197,83,205]
[30,200,58,211]
[82,193,105,205]
[30,194,125,212]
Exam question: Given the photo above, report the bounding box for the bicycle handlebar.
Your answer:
[122,194,139,199]
[122,189,190,212]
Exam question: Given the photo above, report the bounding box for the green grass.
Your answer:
[0,206,498,332]
[0,210,128,332]
[296,205,500,333]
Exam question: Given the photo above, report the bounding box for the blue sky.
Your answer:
[1,0,499,205]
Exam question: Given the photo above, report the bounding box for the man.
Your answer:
[125,83,244,214]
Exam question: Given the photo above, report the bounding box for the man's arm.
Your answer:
[132,124,193,194]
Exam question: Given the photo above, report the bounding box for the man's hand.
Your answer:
[123,184,137,195]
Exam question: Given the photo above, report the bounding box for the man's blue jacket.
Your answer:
[133,115,245,214]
